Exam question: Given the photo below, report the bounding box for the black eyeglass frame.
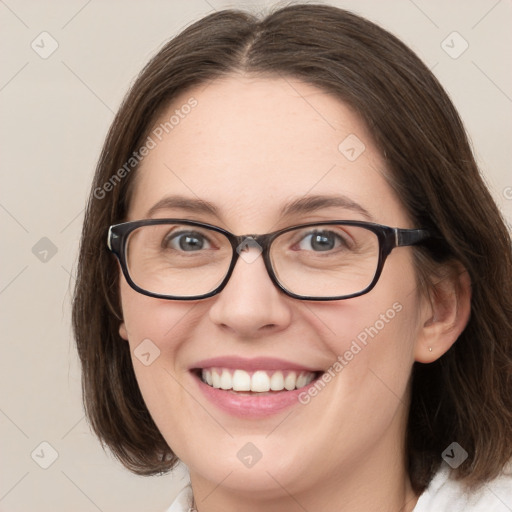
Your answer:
[107,219,430,301]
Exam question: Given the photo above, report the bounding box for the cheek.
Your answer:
[119,279,194,351]
[306,258,422,397]
[118,281,209,455]
[118,279,198,393]
[295,295,420,461]
[308,298,417,387]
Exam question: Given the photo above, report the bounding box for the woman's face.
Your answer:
[119,76,428,501]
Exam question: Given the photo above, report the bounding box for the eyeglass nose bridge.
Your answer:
[233,232,272,257]
[219,232,281,291]
[229,231,275,263]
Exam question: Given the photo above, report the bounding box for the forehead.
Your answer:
[128,75,408,230]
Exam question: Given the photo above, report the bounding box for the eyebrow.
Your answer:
[147,195,219,217]
[146,193,373,221]
[279,194,374,221]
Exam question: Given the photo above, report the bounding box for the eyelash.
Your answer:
[163,230,214,251]
[291,229,352,251]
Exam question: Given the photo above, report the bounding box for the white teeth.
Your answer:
[220,369,232,390]
[211,370,221,388]
[251,371,271,392]
[270,371,284,391]
[200,368,316,392]
[284,371,297,391]
[296,373,307,388]
[232,369,251,391]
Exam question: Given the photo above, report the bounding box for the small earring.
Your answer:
[428,347,433,352]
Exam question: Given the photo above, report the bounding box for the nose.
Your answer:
[208,249,293,338]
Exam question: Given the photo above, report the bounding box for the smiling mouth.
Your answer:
[195,368,321,393]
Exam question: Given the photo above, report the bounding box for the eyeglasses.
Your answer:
[107,219,430,301]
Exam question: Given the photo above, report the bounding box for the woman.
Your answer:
[72,4,512,511]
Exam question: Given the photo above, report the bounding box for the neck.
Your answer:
[191,470,418,512]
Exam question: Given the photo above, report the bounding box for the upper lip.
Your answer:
[190,356,321,373]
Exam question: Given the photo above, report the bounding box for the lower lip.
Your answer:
[193,372,319,418]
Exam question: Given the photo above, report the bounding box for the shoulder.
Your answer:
[165,485,194,512]
[414,463,512,512]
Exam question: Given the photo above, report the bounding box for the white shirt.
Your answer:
[166,484,193,512]
[166,465,512,511]
[414,464,512,511]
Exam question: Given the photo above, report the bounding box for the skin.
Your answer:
[118,75,471,512]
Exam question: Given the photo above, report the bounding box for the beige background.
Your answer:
[0,0,510,510]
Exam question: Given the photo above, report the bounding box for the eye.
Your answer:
[164,230,212,252]
[297,230,346,252]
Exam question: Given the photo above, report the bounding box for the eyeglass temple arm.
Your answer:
[395,228,431,247]
[107,226,119,252]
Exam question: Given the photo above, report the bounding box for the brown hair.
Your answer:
[72,3,512,493]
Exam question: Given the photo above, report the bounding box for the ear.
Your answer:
[119,322,129,341]
[414,263,471,363]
